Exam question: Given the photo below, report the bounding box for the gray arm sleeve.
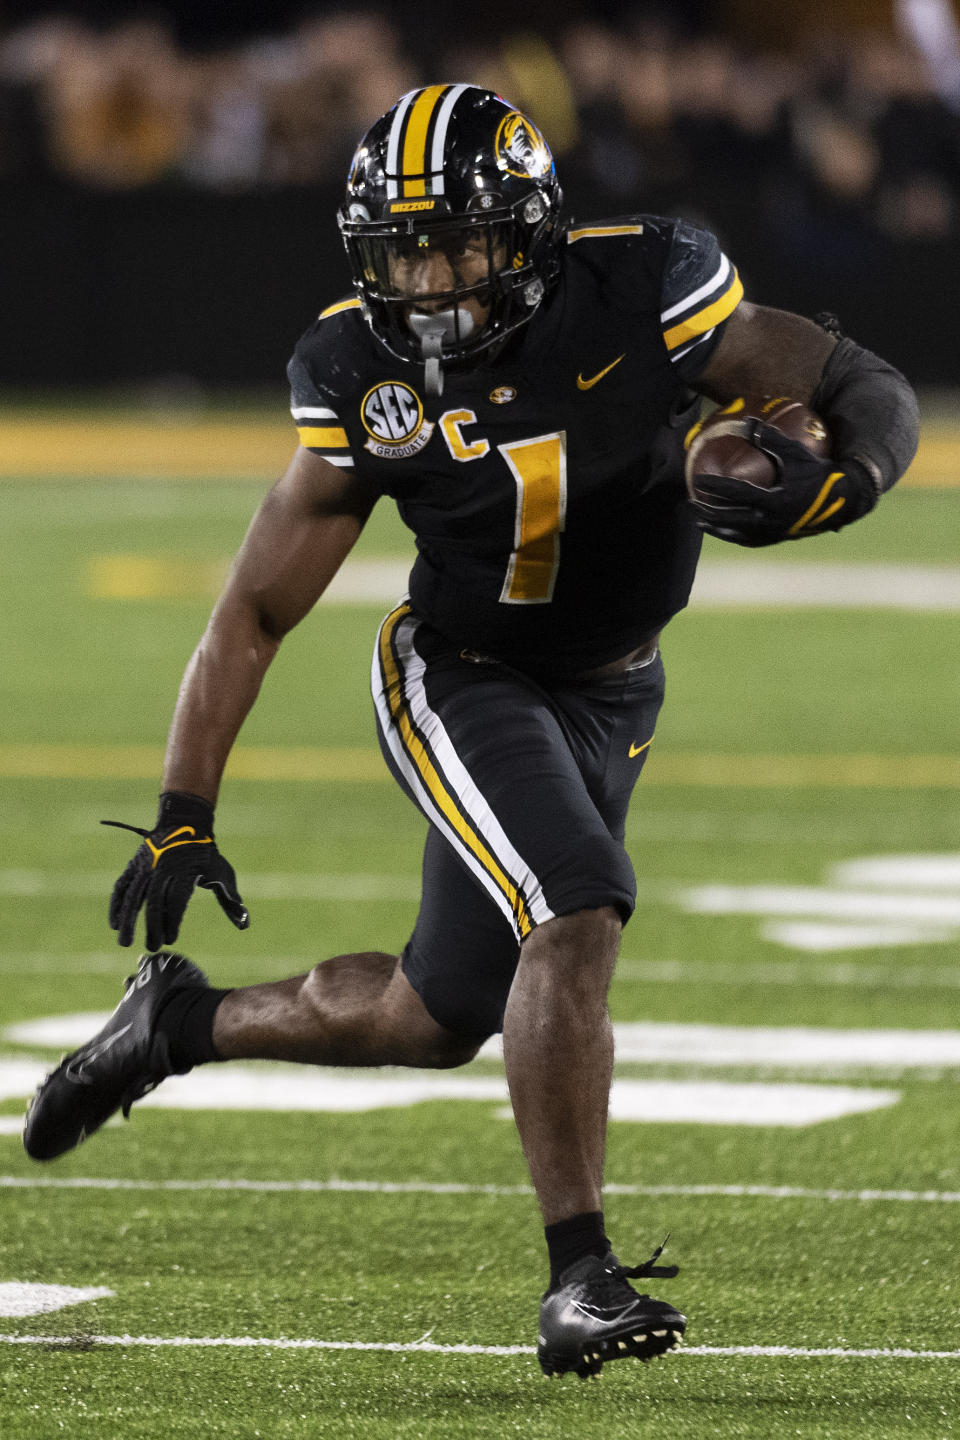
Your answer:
[811,338,920,496]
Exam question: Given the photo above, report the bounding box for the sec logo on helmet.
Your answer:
[361,381,434,458]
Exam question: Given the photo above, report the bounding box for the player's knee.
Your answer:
[522,903,622,980]
[418,1030,485,1069]
[406,979,497,1060]
[537,831,636,936]
[390,956,489,1066]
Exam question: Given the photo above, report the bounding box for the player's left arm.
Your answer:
[692,301,921,544]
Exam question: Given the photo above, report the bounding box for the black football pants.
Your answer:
[372,603,664,1038]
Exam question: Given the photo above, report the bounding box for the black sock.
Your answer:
[545,1211,609,1289]
[155,986,232,1072]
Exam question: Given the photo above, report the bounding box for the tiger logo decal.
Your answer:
[495,113,553,180]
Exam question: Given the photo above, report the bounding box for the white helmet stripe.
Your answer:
[428,83,472,194]
[385,88,418,199]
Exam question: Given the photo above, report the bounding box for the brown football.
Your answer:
[685,396,832,502]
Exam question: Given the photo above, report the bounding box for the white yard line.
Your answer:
[0,1058,897,1127]
[0,1331,956,1360]
[87,555,960,611]
[4,1176,960,1203]
[689,561,960,610]
[681,884,960,923]
[482,1022,960,1069]
[681,1346,960,1360]
[203,557,960,612]
[11,1015,960,1070]
[615,957,960,989]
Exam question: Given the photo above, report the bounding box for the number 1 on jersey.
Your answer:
[498,432,567,604]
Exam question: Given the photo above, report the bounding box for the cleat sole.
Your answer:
[539,1325,686,1378]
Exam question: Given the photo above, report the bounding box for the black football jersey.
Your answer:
[288,215,743,676]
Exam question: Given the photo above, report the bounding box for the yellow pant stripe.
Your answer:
[378,605,533,936]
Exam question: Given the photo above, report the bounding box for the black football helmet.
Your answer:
[338,84,563,390]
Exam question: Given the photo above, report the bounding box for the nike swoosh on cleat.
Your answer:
[65,1024,134,1084]
[576,354,625,390]
[570,1298,644,1325]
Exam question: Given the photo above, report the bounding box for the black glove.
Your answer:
[688,424,878,548]
[103,791,249,949]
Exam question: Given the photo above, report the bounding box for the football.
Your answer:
[685,396,832,502]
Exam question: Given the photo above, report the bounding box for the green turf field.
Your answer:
[2,452,960,1437]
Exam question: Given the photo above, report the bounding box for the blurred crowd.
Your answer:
[1,6,959,252]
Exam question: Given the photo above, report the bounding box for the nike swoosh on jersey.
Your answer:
[65,1024,134,1084]
[576,354,625,390]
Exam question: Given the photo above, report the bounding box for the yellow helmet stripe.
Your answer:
[401,85,449,196]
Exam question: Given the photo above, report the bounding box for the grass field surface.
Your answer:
[2,428,960,1437]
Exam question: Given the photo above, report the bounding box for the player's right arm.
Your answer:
[105,446,378,948]
[163,446,377,804]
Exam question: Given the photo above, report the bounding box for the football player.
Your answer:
[25,84,919,1378]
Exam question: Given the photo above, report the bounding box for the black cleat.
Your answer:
[23,951,209,1161]
[537,1243,686,1378]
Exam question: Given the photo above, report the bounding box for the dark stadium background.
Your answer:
[2,0,958,387]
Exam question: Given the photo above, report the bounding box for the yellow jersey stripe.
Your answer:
[296,426,349,448]
[402,84,448,197]
[663,271,743,351]
[319,297,362,319]
[378,605,533,936]
[567,224,644,243]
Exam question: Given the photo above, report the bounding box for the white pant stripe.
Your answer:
[371,610,554,939]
